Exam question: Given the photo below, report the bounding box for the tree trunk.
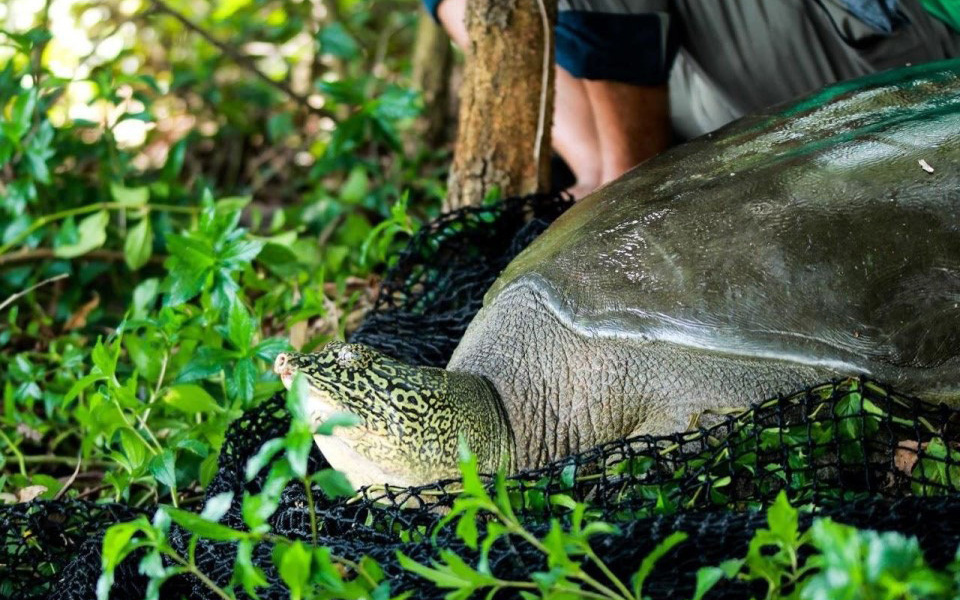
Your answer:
[445,0,556,210]
[409,8,454,149]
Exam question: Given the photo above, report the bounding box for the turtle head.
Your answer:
[274,342,513,489]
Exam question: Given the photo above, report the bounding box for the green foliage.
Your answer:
[4,6,958,599]
[694,492,960,600]
[595,379,960,520]
[97,373,398,600]
[0,0,442,506]
[399,448,685,600]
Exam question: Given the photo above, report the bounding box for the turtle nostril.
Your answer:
[274,353,288,374]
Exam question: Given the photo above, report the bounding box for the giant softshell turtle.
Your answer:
[275,59,960,489]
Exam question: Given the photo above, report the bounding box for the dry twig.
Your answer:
[0,273,69,313]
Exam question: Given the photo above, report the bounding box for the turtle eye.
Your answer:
[335,344,370,369]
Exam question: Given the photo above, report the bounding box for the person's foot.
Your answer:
[569,181,598,200]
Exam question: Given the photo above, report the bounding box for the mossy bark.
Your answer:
[445,0,556,210]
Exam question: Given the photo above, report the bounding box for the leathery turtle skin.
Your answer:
[275,58,960,489]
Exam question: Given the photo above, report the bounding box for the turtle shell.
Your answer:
[485,59,960,374]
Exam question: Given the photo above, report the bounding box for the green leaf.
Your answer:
[286,372,312,424]
[230,358,257,403]
[215,196,252,213]
[632,531,687,599]
[124,217,153,270]
[340,166,369,204]
[220,238,264,267]
[100,519,146,570]
[692,562,741,600]
[210,272,242,314]
[91,336,120,379]
[176,438,210,458]
[396,551,493,595]
[138,549,166,580]
[236,539,269,596]
[131,278,159,316]
[267,113,293,143]
[10,88,36,138]
[64,371,107,403]
[455,510,479,550]
[177,347,232,383]
[277,542,311,600]
[166,234,215,270]
[148,449,177,489]
[374,87,421,120]
[317,22,359,58]
[199,453,220,488]
[767,491,799,545]
[285,424,313,478]
[110,183,149,207]
[211,0,253,19]
[98,518,152,600]
[164,263,208,306]
[253,337,292,362]
[227,302,255,351]
[163,384,222,414]
[245,438,286,481]
[164,506,248,541]
[200,491,234,522]
[119,429,148,471]
[312,469,354,498]
[314,412,362,436]
[55,210,109,258]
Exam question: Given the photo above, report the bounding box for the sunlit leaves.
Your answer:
[55,210,109,258]
[163,384,222,415]
[148,449,177,491]
[312,469,354,499]
[123,217,154,270]
[277,542,312,600]
[212,0,254,20]
[111,183,149,207]
[163,200,264,309]
[98,518,154,600]
[165,505,249,541]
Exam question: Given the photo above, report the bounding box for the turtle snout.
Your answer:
[274,353,295,384]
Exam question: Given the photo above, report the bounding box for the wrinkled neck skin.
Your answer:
[306,366,516,489]
[277,344,517,488]
[445,370,516,477]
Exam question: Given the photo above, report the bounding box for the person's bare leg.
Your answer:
[584,81,670,184]
[552,67,601,198]
[437,0,602,198]
[436,0,469,48]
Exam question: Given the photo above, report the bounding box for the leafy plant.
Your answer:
[398,447,688,600]
[693,492,960,600]
[0,0,442,506]
[98,372,389,600]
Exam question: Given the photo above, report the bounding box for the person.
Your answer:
[424,0,960,198]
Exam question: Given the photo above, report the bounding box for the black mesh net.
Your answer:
[4,193,960,600]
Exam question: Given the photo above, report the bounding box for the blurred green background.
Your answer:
[0,0,451,504]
